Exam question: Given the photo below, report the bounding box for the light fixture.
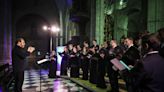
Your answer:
[51,26,60,32]
[120,0,123,5]
[43,25,48,30]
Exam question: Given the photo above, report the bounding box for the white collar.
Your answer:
[144,51,159,58]
[147,51,159,55]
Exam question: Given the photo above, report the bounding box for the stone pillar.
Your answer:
[95,0,105,45]
[148,0,164,33]
[0,0,12,64]
[90,0,96,42]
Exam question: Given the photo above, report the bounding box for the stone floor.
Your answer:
[8,69,127,92]
[9,69,90,92]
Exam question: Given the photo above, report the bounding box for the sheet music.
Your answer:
[120,60,131,70]
[110,58,131,71]
[37,59,50,64]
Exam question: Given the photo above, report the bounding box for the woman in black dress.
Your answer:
[69,46,80,78]
[60,46,69,76]
[48,50,57,78]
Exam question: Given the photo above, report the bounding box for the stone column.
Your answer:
[148,0,164,33]
[95,0,105,45]
[0,0,12,64]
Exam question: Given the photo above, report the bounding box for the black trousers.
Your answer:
[108,70,119,92]
[14,71,24,92]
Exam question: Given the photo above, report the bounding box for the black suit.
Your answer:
[138,52,164,92]
[12,45,30,92]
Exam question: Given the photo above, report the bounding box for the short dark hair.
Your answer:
[15,38,24,45]
[93,39,97,42]
[126,37,133,41]
[142,33,160,51]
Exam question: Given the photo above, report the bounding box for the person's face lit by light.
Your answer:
[64,47,68,52]
[17,39,26,48]
[92,40,97,46]
[77,45,81,51]
[73,47,77,53]
[51,50,56,56]
[68,44,73,50]
[84,42,89,48]
[110,40,117,48]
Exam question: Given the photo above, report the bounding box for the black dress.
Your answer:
[89,52,99,84]
[48,55,57,78]
[60,51,69,76]
[80,53,89,80]
[96,56,107,88]
[69,52,79,78]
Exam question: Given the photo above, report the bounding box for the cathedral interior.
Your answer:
[1,0,163,63]
[0,0,164,92]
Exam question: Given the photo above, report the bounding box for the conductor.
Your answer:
[12,38,35,92]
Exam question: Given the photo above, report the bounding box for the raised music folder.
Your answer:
[110,58,131,71]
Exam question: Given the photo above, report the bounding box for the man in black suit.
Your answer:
[120,33,164,92]
[12,38,35,92]
[137,33,164,92]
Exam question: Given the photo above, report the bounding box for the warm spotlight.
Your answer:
[43,25,48,30]
[51,26,60,32]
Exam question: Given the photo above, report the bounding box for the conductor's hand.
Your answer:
[27,46,35,53]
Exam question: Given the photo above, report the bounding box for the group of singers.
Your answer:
[48,28,164,92]
[50,39,128,91]
[12,28,164,92]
